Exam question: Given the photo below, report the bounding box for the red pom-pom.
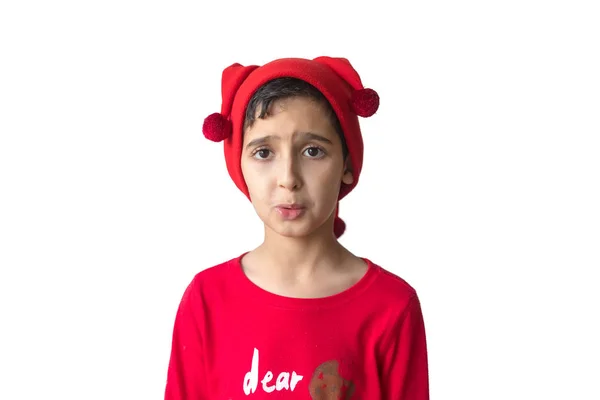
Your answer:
[351,88,380,117]
[202,113,231,142]
[334,216,346,238]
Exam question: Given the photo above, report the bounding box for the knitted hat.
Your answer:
[202,56,379,238]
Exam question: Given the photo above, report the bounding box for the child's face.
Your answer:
[241,97,353,238]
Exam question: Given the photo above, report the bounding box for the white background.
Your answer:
[1,0,599,399]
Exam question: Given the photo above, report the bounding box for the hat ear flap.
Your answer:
[203,63,259,142]
[313,56,379,117]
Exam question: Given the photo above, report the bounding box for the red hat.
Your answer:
[202,56,379,238]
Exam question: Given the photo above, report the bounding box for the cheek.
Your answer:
[242,163,273,198]
[305,161,344,190]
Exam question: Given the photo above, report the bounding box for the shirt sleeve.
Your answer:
[164,277,208,400]
[381,293,430,399]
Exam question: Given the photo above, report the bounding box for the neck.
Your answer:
[252,222,348,280]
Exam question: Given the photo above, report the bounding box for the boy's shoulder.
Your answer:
[184,254,421,309]
[364,257,421,306]
[189,253,242,287]
[175,254,243,304]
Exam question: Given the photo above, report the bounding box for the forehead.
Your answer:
[244,97,337,140]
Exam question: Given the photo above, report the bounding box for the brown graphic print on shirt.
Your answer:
[308,360,355,399]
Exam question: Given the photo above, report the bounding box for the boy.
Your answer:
[165,57,429,399]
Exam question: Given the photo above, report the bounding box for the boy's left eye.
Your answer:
[303,147,325,158]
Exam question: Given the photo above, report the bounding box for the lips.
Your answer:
[277,203,304,210]
[275,204,306,220]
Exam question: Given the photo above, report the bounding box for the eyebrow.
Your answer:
[245,132,333,150]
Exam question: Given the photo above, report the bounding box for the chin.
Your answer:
[267,218,332,239]
[269,224,313,238]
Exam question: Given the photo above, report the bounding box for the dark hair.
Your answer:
[243,77,349,159]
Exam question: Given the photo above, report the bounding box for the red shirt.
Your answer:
[165,253,429,399]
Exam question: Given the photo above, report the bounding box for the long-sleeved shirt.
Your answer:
[165,253,429,399]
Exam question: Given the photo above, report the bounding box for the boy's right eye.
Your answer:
[253,149,271,160]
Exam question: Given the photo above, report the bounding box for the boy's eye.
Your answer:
[253,149,271,160]
[303,147,325,158]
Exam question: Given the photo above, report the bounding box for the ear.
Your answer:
[342,170,354,185]
[342,157,354,185]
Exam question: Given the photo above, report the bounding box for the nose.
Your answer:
[277,153,302,191]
